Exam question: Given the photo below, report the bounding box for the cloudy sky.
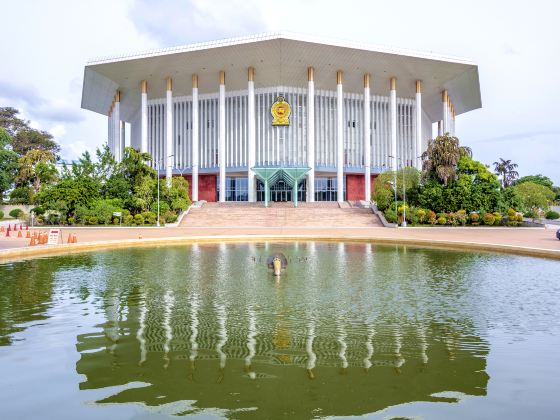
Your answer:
[1,0,559,183]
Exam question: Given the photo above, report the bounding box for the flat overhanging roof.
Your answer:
[81,32,481,123]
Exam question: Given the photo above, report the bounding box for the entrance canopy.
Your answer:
[252,167,310,207]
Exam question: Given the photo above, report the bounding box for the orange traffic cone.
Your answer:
[72,234,78,243]
[67,233,72,244]
[29,236,36,246]
[26,230,30,238]
[0,225,4,232]
[17,230,22,238]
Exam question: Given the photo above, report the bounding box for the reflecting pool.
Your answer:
[1,242,560,419]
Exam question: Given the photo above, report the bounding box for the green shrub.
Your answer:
[112,217,120,225]
[483,213,495,225]
[493,212,503,225]
[133,214,144,226]
[30,206,45,215]
[437,216,447,225]
[374,188,394,211]
[36,215,45,224]
[516,214,523,222]
[9,208,23,218]
[87,216,98,225]
[384,208,397,223]
[507,208,517,219]
[545,210,560,220]
[523,209,538,219]
[141,211,157,225]
[67,217,75,225]
[0,210,3,219]
[124,214,134,225]
[47,213,60,224]
[416,209,427,224]
[163,211,178,223]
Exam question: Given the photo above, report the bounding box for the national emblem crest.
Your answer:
[271,96,291,126]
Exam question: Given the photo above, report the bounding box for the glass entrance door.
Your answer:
[257,179,307,202]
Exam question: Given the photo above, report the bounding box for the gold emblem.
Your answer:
[271,96,291,126]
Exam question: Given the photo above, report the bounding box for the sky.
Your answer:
[1,0,559,183]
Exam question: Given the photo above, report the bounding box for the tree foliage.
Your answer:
[421,134,472,186]
[514,182,555,211]
[493,158,519,187]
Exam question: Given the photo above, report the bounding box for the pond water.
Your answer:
[1,242,560,419]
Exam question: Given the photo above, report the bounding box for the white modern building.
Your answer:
[81,33,481,204]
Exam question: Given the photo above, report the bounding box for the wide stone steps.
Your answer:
[180,202,382,228]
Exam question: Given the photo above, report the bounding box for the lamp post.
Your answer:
[388,155,407,227]
[153,154,174,227]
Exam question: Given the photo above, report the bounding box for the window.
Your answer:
[314,177,345,201]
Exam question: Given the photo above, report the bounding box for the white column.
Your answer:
[247,67,256,202]
[390,78,397,171]
[191,74,199,202]
[442,90,448,134]
[121,121,126,156]
[113,91,121,162]
[218,71,226,202]
[415,80,422,170]
[336,71,344,202]
[165,78,173,186]
[438,120,443,136]
[363,74,371,201]
[307,67,315,202]
[141,80,148,153]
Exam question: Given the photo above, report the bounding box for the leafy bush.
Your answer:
[469,212,480,225]
[384,208,397,223]
[456,210,468,226]
[67,217,75,225]
[545,210,560,220]
[124,214,134,225]
[141,211,157,225]
[374,188,394,211]
[30,206,45,215]
[493,212,503,225]
[36,215,45,224]
[416,209,427,224]
[9,208,23,218]
[428,210,437,225]
[47,213,60,224]
[482,213,495,225]
[133,213,144,226]
[523,209,538,219]
[0,210,3,219]
[437,216,447,225]
[163,210,178,223]
[86,216,98,225]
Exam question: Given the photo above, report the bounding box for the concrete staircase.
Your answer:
[180,202,383,228]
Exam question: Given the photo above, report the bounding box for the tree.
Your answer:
[514,182,555,211]
[373,167,421,202]
[0,107,28,136]
[493,158,519,188]
[12,129,60,156]
[514,174,554,189]
[421,134,472,186]
[15,150,57,197]
[0,128,18,201]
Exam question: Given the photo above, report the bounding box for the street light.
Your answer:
[388,155,407,227]
[153,154,174,227]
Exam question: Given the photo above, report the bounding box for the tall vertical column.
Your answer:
[165,77,173,186]
[442,90,448,134]
[415,80,422,170]
[307,67,315,202]
[363,73,371,201]
[121,121,126,157]
[191,74,199,202]
[218,71,226,202]
[114,91,121,162]
[438,120,443,136]
[247,67,256,202]
[390,77,397,171]
[336,71,344,202]
[141,80,148,153]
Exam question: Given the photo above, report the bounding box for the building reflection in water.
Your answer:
[74,242,490,419]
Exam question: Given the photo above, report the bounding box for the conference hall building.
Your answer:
[81,33,481,205]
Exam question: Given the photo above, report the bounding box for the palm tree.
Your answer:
[493,158,519,188]
[421,134,471,186]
